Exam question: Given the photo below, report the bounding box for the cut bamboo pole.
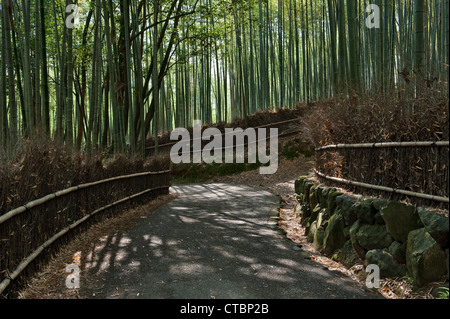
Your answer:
[0,185,169,296]
[314,169,449,203]
[316,141,449,151]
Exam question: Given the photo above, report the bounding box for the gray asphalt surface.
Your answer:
[78,183,382,299]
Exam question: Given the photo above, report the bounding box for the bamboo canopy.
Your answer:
[2,0,448,155]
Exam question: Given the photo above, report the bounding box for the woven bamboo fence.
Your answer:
[315,141,449,207]
[0,170,170,298]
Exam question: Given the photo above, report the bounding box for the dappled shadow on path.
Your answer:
[76,184,381,299]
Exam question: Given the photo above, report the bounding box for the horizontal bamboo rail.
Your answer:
[0,185,170,295]
[314,169,449,203]
[0,170,170,226]
[316,141,449,151]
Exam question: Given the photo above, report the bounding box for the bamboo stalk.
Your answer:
[316,141,449,151]
[0,170,170,225]
[314,169,449,203]
[0,185,170,296]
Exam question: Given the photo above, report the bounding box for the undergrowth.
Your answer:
[302,83,449,146]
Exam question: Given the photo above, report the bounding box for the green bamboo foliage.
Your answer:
[0,0,448,156]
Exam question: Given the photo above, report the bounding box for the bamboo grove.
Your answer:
[0,0,448,157]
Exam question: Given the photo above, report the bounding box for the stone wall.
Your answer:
[294,176,449,287]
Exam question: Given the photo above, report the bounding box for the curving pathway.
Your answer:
[76,183,382,299]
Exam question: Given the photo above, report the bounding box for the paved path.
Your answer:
[78,183,381,299]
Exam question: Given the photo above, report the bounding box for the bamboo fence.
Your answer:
[315,141,449,207]
[0,170,170,298]
[146,117,303,155]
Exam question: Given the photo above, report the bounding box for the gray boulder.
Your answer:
[309,205,324,225]
[380,201,423,242]
[356,224,394,250]
[314,186,325,208]
[313,228,325,252]
[316,209,327,228]
[417,207,449,248]
[303,181,314,205]
[336,195,358,226]
[307,220,318,243]
[354,199,378,224]
[319,187,331,208]
[340,240,361,268]
[374,211,385,225]
[388,241,407,264]
[295,176,309,194]
[349,220,367,259]
[406,228,447,287]
[309,186,319,212]
[327,190,343,216]
[372,198,389,211]
[322,212,346,256]
[366,249,406,278]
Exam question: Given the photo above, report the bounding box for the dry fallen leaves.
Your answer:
[18,194,177,299]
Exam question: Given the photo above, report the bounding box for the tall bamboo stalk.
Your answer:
[153,0,160,156]
[40,0,50,135]
[0,2,8,150]
[21,0,33,137]
[2,0,17,145]
[414,0,425,76]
